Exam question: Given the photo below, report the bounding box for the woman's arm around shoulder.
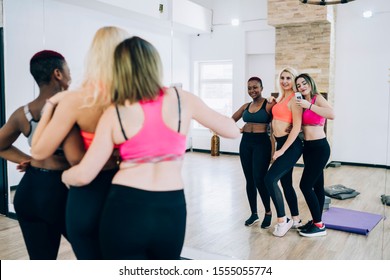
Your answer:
[31,91,78,160]
[61,105,116,187]
[266,99,276,115]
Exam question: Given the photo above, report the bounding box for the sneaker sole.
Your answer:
[245,219,259,227]
[299,230,327,237]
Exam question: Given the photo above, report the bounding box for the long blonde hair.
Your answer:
[81,26,129,107]
[113,36,163,105]
[277,66,298,99]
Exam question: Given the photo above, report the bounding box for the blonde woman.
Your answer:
[62,36,240,259]
[264,67,303,237]
[31,26,129,259]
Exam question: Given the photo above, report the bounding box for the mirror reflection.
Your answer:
[0,0,389,260]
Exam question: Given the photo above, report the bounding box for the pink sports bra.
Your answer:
[272,93,294,123]
[302,95,325,126]
[116,88,186,163]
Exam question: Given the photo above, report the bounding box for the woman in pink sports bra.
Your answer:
[294,73,334,237]
[31,26,129,259]
[264,66,303,237]
[61,36,240,259]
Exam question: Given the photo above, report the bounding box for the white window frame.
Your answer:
[193,60,233,129]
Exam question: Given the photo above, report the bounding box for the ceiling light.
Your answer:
[363,10,373,18]
[231,19,240,26]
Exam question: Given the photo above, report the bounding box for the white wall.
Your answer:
[332,0,390,166]
[2,0,194,209]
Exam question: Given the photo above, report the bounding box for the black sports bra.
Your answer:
[242,99,271,124]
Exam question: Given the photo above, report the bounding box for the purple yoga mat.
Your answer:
[322,207,383,235]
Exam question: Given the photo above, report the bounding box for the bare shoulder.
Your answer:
[315,93,331,106]
[103,104,117,115]
[164,87,196,105]
[315,93,327,102]
[10,106,28,125]
[166,87,190,96]
[60,89,85,104]
[0,105,29,135]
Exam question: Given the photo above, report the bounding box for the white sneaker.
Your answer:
[273,218,293,237]
[292,219,302,229]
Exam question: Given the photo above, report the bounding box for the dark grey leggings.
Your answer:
[300,138,330,223]
[264,135,303,218]
[99,185,186,260]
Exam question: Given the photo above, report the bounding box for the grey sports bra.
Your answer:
[24,104,63,155]
[24,105,39,147]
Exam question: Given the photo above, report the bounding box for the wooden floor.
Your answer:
[0,152,389,260]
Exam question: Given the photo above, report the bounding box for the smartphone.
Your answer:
[295,92,303,100]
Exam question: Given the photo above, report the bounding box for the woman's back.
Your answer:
[112,88,188,191]
[59,89,118,169]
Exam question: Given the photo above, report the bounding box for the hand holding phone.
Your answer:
[295,92,302,100]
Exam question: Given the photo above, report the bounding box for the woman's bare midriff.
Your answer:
[114,160,184,191]
[242,123,268,133]
[302,125,326,141]
[272,119,291,138]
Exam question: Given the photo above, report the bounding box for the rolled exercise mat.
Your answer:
[322,207,382,235]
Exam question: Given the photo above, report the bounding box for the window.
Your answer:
[194,61,233,129]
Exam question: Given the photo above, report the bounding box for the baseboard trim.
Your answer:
[328,161,390,170]
[190,149,239,156]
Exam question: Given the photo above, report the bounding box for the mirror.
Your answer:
[2,0,180,215]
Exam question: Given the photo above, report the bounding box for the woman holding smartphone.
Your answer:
[294,73,334,237]
[264,66,303,237]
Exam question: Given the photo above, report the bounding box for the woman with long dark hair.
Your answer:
[295,73,334,237]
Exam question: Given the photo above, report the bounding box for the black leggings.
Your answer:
[66,169,117,260]
[300,138,330,223]
[264,135,302,218]
[100,185,186,260]
[239,132,272,214]
[13,166,68,260]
